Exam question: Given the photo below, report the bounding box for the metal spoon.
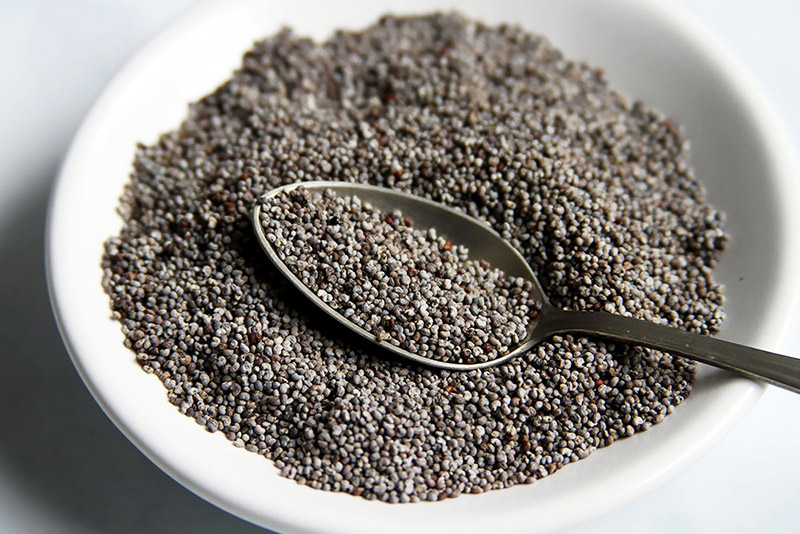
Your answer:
[252,180,800,394]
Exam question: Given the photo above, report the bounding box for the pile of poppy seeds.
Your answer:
[258,186,540,365]
[102,13,728,502]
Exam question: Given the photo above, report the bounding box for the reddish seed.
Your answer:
[445,384,456,393]
[403,217,412,227]
[394,170,403,178]
[443,239,452,252]
[241,172,251,179]
[528,309,539,319]
[594,379,604,387]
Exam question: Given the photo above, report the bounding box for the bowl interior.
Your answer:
[47,0,798,533]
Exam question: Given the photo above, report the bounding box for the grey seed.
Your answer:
[101,12,726,504]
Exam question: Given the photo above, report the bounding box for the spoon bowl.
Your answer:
[252,180,548,370]
[253,181,800,393]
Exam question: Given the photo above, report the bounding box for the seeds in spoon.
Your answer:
[259,186,541,365]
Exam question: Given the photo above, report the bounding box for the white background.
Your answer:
[0,1,798,532]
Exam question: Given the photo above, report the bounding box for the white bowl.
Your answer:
[46,0,800,532]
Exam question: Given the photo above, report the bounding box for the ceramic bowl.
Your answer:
[47,0,800,532]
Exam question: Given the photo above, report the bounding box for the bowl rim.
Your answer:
[45,0,800,532]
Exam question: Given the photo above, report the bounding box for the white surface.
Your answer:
[1,0,799,533]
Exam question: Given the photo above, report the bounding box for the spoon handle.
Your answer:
[539,309,800,394]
